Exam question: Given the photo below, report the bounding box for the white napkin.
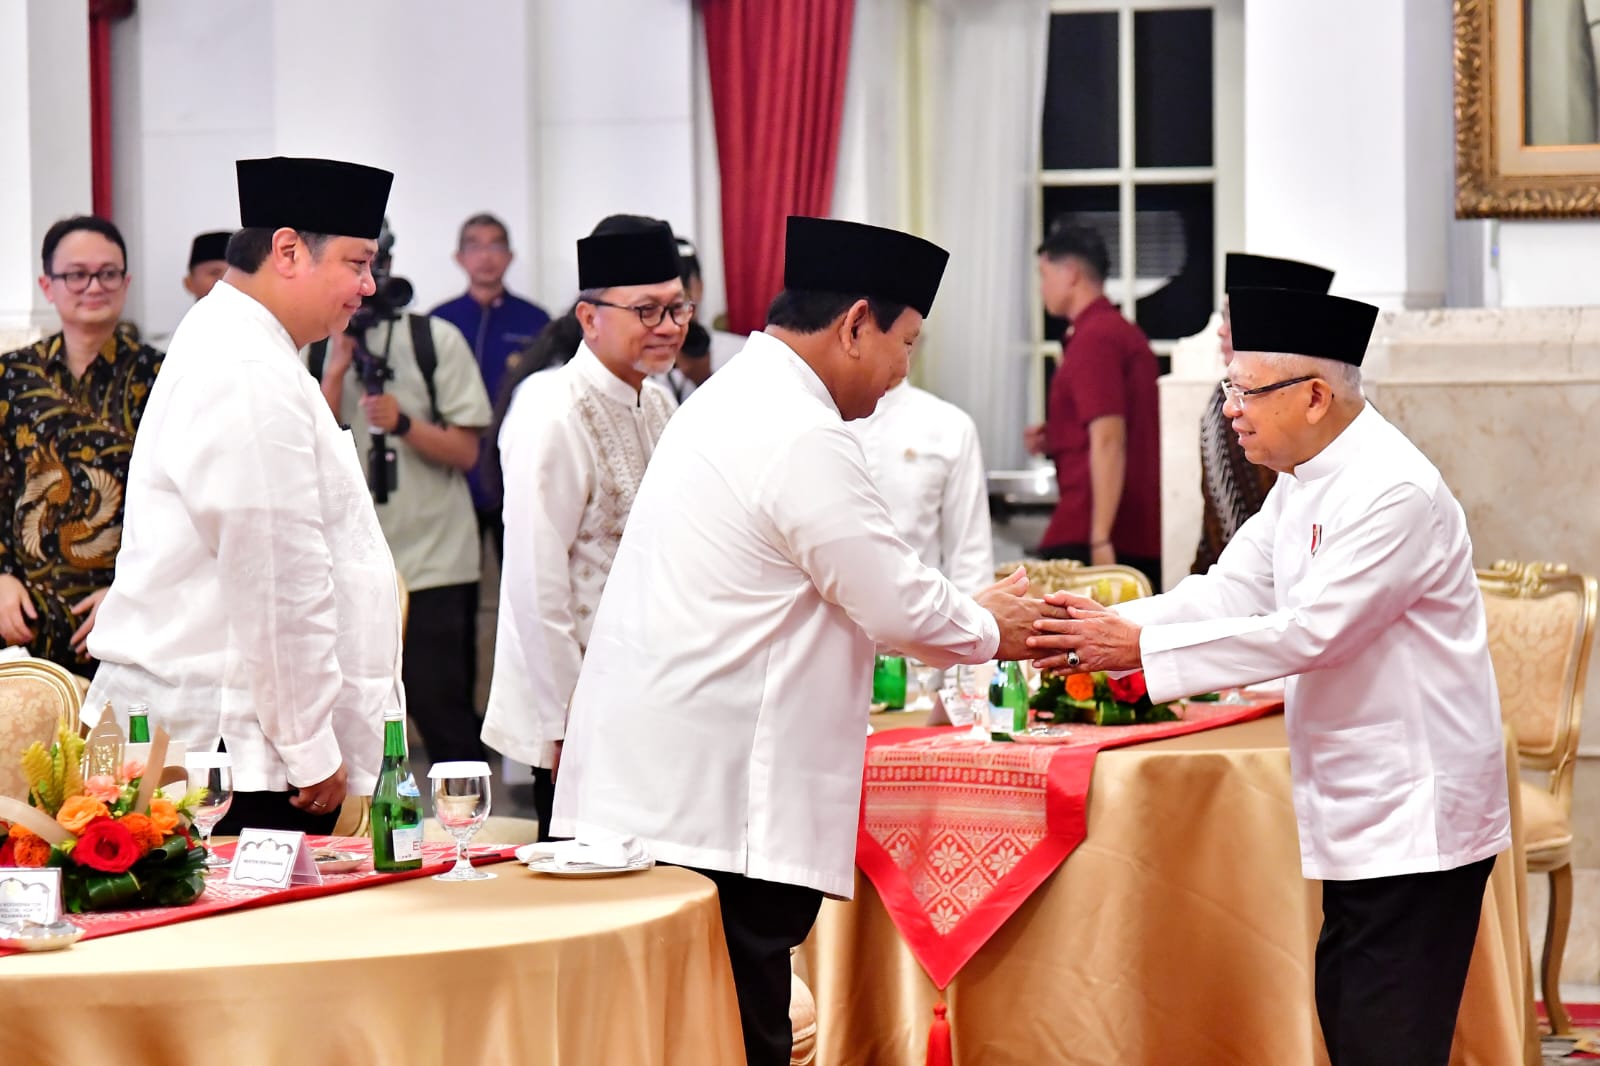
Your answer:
[516,833,649,869]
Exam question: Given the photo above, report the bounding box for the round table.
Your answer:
[799,713,1535,1066]
[0,865,743,1066]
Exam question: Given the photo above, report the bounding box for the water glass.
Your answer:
[908,660,942,711]
[428,761,494,882]
[184,751,233,869]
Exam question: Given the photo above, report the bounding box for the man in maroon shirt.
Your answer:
[1023,222,1162,590]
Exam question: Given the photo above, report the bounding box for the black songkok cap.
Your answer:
[1229,288,1379,367]
[1224,253,1335,294]
[235,157,393,240]
[576,217,682,289]
[782,217,949,319]
[188,231,233,269]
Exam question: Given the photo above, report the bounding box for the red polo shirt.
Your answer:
[1040,296,1162,558]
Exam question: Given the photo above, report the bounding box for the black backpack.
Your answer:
[307,313,442,423]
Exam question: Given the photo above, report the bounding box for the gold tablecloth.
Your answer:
[801,713,1535,1066]
[0,865,743,1066]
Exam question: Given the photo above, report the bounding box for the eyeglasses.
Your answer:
[585,299,696,328]
[48,267,127,294]
[1220,374,1316,407]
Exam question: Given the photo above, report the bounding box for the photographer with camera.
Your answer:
[310,220,492,766]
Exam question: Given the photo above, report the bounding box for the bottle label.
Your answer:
[391,825,423,862]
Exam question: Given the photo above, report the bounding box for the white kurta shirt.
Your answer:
[87,282,403,794]
[848,380,995,594]
[481,343,675,769]
[1117,404,1511,881]
[552,331,1000,898]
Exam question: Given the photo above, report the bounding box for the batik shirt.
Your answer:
[0,330,162,674]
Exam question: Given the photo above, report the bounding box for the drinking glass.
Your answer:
[184,752,234,869]
[428,761,494,882]
[908,660,941,711]
[956,662,995,733]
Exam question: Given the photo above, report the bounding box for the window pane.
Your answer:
[1040,185,1120,340]
[1042,13,1119,170]
[1133,9,1213,168]
[1133,183,1215,342]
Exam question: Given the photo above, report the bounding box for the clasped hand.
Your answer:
[1023,590,1143,674]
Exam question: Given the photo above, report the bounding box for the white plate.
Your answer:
[525,856,655,878]
[312,849,368,874]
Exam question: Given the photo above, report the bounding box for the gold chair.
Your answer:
[0,658,86,802]
[1477,559,1598,1036]
[995,559,1153,605]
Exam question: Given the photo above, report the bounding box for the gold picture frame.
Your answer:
[1455,0,1600,218]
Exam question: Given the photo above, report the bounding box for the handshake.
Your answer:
[973,568,1144,674]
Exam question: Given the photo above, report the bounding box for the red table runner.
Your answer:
[856,698,1284,987]
[0,836,519,956]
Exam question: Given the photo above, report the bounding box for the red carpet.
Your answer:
[1542,1003,1600,1062]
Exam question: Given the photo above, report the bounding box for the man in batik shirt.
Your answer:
[0,216,162,676]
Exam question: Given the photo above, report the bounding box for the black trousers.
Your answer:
[690,867,823,1066]
[401,582,485,764]
[215,790,340,837]
[1036,541,1162,593]
[1316,856,1495,1066]
[477,506,504,568]
[532,766,555,842]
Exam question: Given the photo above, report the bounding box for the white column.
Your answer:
[0,0,92,347]
[1242,0,1453,309]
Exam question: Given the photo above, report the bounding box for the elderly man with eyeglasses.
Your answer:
[1030,286,1511,1066]
[481,214,687,838]
[0,216,163,676]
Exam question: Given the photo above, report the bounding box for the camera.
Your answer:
[347,219,414,336]
[346,218,413,504]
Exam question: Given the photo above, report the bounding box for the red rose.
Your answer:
[72,816,142,874]
[1106,671,1148,704]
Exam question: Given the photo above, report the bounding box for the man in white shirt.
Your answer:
[88,157,403,835]
[553,217,1060,1066]
[481,215,685,837]
[1030,287,1511,1066]
[848,375,994,592]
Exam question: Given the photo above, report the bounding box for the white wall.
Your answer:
[530,0,697,308]
[1495,221,1600,307]
[1242,0,1451,309]
[0,0,92,341]
[111,0,697,343]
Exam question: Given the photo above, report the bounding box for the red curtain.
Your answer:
[702,0,856,334]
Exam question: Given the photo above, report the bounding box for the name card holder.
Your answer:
[226,829,323,888]
[0,868,63,926]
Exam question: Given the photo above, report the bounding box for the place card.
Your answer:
[0,869,62,926]
[226,829,322,888]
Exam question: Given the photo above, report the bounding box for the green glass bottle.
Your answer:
[370,709,423,872]
[127,703,151,744]
[872,655,907,710]
[1002,662,1030,733]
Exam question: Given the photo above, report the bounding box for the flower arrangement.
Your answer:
[0,718,209,913]
[1029,670,1179,727]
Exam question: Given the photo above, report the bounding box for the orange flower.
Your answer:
[9,826,52,868]
[118,813,163,854]
[1065,673,1096,702]
[56,795,111,834]
[147,797,180,835]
